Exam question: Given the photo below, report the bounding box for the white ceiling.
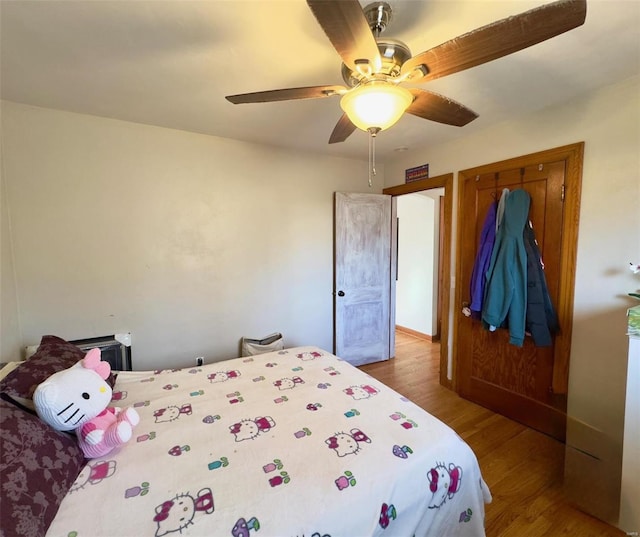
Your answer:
[1,0,639,162]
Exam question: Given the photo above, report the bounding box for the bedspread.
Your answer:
[46,346,491,537]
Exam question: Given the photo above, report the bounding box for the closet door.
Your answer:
[454,143,583,442]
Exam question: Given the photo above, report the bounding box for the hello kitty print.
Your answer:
[46,346,491,537]
[153,487,214,536]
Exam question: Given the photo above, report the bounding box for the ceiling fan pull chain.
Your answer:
[368,129,378,188]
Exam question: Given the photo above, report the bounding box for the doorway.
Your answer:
[395,189,444,347]
[383,173,453,389]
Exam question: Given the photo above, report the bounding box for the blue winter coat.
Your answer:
[481,189,530,346]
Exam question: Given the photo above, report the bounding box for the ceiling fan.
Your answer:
[225,0,587,144]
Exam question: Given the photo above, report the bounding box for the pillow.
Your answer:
[0,335,116,404]
[0,362,23,382]
[0,394,86,537]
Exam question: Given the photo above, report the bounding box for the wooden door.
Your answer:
[454,144,583,442]
[334,192,392,366]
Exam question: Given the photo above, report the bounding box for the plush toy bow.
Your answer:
[82,348,111,379]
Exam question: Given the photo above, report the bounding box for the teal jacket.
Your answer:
[481,189,530,346]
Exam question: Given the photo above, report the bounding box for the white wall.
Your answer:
[385,74,640,525]
[1,140,21,358]
[0,101,380,369]
[396,193,439,336]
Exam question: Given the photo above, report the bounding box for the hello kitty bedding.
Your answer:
[45,346,491,537]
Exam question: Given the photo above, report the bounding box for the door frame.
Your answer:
[383,173,454,389]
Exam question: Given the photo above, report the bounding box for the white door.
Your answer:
[334,192,393,366]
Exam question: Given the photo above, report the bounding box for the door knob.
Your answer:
[337,290,345,297]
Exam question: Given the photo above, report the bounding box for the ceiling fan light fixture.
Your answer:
[340,81,413,132]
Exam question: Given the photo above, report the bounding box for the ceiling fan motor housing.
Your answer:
[340,2,411,87]
[341,39,412,87]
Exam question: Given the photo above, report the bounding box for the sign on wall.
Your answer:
[405,164,429,183]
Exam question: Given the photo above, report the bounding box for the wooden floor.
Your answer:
[359,331,625,537]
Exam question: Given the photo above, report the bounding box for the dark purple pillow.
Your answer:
[0,395,86,537]
[0,335,116,403]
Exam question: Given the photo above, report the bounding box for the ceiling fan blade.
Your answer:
[329,113,357,144]
[307,0,381,73]
[406,89,478,127]
[226,85,347,104]
[401,0,586,82]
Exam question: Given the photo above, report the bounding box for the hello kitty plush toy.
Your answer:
[34,347,139,458]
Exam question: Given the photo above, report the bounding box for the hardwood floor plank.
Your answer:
[359,333,625,537]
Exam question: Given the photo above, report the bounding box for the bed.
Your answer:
[1,336,491,537]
